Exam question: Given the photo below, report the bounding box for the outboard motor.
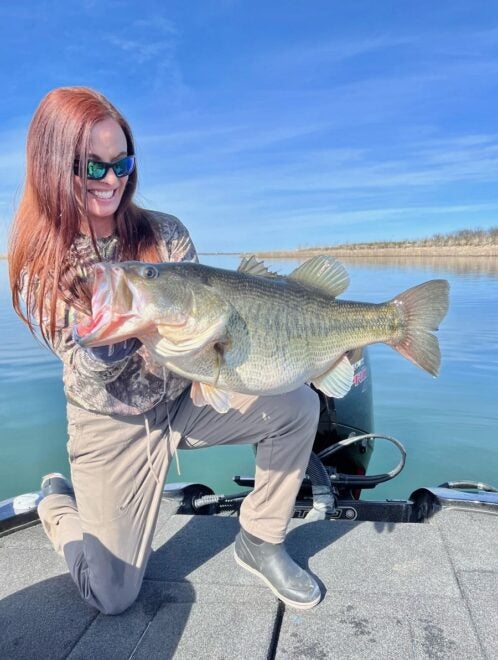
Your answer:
[312,348,374,498]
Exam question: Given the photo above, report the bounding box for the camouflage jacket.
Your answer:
[49,211,197,415]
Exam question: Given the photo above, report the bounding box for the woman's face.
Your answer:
[75,117,130,235]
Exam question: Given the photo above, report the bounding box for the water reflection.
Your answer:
[337,255,498,277]
[244,255,498,277]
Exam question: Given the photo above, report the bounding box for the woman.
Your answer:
[9,87,321,615]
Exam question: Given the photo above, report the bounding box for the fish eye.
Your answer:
[142,266,159,280]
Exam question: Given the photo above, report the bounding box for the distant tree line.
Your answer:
[298,227,498,251]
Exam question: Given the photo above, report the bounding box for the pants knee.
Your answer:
[64,540,142,616]
[93,582,141,616]
[286,385,320,436]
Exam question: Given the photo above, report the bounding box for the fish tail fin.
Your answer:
[389,279,450,376]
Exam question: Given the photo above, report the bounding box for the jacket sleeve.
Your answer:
[50,319,134,384]
[149,211,199,264]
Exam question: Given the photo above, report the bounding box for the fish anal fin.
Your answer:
[288,256,350,297]
[191,381,231,413]
[312,355,354,398]
[238,256,279,278]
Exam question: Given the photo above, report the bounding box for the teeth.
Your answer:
[91,190,114,200]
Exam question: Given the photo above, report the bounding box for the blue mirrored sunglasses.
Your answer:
[73,155,135,180]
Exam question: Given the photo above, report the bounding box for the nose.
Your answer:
[101,167,120,184]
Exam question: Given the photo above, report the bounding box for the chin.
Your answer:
[89,203,121,220]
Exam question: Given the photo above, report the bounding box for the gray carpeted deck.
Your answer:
[1,504,497,659]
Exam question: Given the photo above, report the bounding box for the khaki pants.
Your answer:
[38,385,319,614]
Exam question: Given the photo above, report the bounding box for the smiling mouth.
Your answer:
[89,189,116,200]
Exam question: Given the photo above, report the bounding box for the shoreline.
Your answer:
[203,245,498,258]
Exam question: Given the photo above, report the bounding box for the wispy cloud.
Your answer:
[99,16,190,99]
[255,34,416,79]
[142,131,498,193]
[104,17,177,64]
[137,128,498,251]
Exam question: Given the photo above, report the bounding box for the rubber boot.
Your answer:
[234,527,321,609]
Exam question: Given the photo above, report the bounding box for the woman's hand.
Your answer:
[72,327,142,364]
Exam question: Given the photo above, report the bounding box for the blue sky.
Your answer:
[2,1,498,253]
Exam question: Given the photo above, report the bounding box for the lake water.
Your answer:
[1,255,497,503]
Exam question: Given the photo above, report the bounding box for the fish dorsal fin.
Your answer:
[238,256,279,278]
[312,354,354,398]
[288,256,349,297]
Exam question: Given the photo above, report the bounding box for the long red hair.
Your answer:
[9,86,160,345]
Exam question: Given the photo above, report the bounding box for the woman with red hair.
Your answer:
[9,87,321,614]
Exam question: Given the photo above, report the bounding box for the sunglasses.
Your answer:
[73,155,136,180]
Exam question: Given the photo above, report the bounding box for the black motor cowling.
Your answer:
[312,348,374,488]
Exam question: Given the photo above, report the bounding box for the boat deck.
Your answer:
[1,501,497,659]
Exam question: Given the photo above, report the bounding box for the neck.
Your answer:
[80,216,116,239]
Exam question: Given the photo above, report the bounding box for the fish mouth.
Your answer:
[75,263,137,347]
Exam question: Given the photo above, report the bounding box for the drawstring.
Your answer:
[145,414,161,486]
[163,367,181,477]
[168,400,182,477]
[144,367,181,488]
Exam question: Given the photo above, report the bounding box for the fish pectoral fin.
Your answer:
[312,355,354,398]
[288,256,350,297]
[237,256,279,278]
[190,381,231,413]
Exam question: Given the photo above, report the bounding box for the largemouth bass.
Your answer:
[75,256,449,413]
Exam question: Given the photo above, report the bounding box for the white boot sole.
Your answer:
[234,549,321,610]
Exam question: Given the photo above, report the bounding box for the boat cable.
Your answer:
[317,433,406,488]
[191,492,248,513]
